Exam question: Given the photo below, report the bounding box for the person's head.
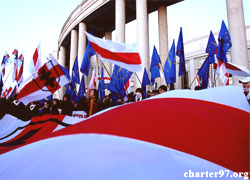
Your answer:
[194,86,202,90]
[158,85,167,94]
[239,77,250,96]
[151,90,159,96]
[145,90,150,98]
[52,99,59,106]
[135,88,143,101]
[63,94,70,102]
[90,89,99,99]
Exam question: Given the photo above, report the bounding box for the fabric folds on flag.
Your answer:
[108,65,133,98]
[79,75,85,99]
[17,57,69,105]
[150,46,161,85]
[80,42,96,76]
[71,56,80,88]
[176,28,186,76]
[164,40,176,85]
[1,52,9,77]
[198,55,214,89]
[216,21,232,85]
[0,86,249,179]
[141,68,150,98]
[16,54,24,85]
[32,42,42,72]
[85,32,142,72]
[198,32,217,89]
[98,67,105,102]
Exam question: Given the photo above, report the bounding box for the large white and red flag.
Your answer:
[0,86,249,179]
[16,57,69,105]
[85,32,142,72]
[214,62,250,77]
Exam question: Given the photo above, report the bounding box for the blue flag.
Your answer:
[98,67,105,102]
[0,76,3,95]
[164,40,176,85]
[59,64,70,80]
[216,20,232,63]
[206,31,217,55]
[198,55,215,89]
[176,27,186,76]
[80,42,96,76]
[108,65,133,98]
[142,68,150,98]
[72,56,80,86]
[150,46,161,85]
[79,75,85,99]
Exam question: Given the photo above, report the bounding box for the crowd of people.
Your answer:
[0,85,168,120]
[1,77,249,121]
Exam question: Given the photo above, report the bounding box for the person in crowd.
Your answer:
[50,98,60,115]
[103,94,113,109]
[135,88,143,102]
[194,86,202,90]
[239,77,250,104]
[158,85,168,94]
[60,94,73,116]
[39,99,51,115]
[146,91,151,98]
[72,99,80,111]
[87,89,103,117]
[151,90,159,96]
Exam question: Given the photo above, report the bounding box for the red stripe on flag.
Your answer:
[89,42,141,65]
[48,99,248,172]
[33,48,39,66]
[17,65,65,100]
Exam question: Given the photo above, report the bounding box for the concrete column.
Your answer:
[70,29,78,77]
[136,0,149,89]
[104,31,112,76]
[157,5,169,87]
[58,46,66,99]
[226,0,249,85]
[78,22,87,68]
[115,0,125,43]
[158,5,169,66]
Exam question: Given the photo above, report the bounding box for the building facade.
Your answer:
[57,0,249,98]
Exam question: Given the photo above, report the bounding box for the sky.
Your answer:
[0,0,249,79]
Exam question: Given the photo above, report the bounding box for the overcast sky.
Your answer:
[0,0,249,79]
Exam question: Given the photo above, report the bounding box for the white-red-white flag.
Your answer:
[17,57,69,105]
[85,32,142,72]
[88,67,96,92]
[30,42,42,72]
[16,53,24,85]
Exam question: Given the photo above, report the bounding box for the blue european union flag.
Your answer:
[142,68,150,98]
[98,67,105,102]
[78,75,85,99]
[108,65,132,98]
[206,31,217,55]
[216,20,232,63]
[150,46,161,85]
[72,56,80,86]
[59,64,70,80]
[198,55,214,89]
[80,42,96,76]
[176,27,186,76]
[164,40,176,85]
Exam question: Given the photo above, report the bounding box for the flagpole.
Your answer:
[134,72,142,87]
[3,66,14,85]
